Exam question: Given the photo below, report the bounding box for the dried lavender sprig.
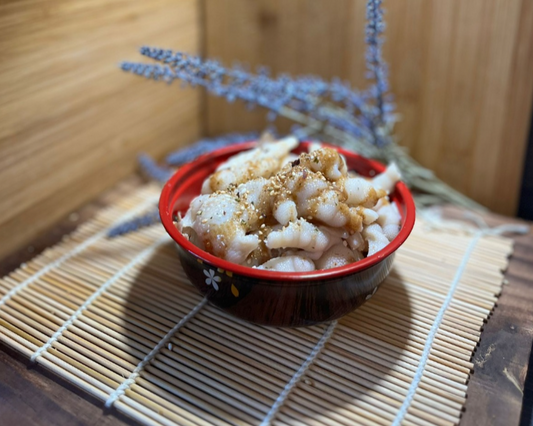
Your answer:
[121,52,377,146]
[140,47,334,113]
[124,50,326,113]
[107,208,160,238]
[138,153,174,183]
[365,0,389,124]
[120,0,393,146]
[165,132,258,165]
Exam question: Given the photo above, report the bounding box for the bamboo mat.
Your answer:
[0,184,515,426]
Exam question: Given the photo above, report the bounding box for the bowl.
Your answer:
[160,141,415,327]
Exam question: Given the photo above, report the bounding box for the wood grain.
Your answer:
[0,0,202,259]
[203,0,533,216]
[442,205,533,426]
[0,344,138,426]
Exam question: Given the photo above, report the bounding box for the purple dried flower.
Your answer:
[125,48,319,113]
[365,0,394,127]
[122,53,384,145]
[107,208,160,238]
[121,0,395,148]
[138,153,174,183]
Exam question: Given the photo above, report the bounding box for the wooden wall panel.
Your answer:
[0,0,202,258]
[204,0,533,215]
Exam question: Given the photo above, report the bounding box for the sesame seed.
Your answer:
[201,219,208,223]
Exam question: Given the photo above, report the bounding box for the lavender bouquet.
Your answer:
[110,0,484,237]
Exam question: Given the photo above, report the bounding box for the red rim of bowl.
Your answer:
[160,141,416,282]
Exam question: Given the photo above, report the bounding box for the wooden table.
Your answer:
[1,176,532,426]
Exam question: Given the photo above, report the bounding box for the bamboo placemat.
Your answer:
[0,184,515,426]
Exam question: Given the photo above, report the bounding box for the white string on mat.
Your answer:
[30,234,169,363]
[418,207,530,236]
[105,297,207,408]
[461,211,530,236]
[0,193,160,308]
[260,320,338,426]
[391,219,528,426]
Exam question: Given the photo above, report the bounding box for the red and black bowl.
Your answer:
[160,141,415,327]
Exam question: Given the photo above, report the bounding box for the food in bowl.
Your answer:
[159,140,415,327]
[176,136,402,272]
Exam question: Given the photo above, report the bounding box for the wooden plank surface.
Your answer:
[0,337,137,426]
[0,177,144,426]
[0,0,202,259]
[0,176,532,426]
[442,205,533,426]
[203,0,533,216]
